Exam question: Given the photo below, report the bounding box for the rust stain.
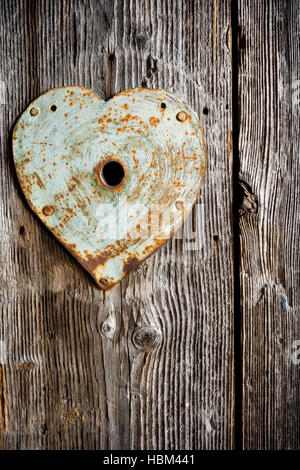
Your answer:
[33,172,45,190]
[15,362,36,371]
[123,256,140,274]
[149,116,160,127]
[227,130,232,157]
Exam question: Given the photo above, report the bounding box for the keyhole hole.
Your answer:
[100,160,125,188]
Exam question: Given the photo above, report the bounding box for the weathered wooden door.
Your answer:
[0,0,299,450]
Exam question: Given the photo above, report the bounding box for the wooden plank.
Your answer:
[0,0,234,449]
[117,0,234,449]
[0,0,114,450]
[238,0,300,449]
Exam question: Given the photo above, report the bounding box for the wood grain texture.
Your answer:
[119,0,234,450]
[239,0,300,450]
[0,0,234,449]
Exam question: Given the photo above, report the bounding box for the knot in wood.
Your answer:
[101,316,116,339]
[238,180,258,215]
[132,326,159,351]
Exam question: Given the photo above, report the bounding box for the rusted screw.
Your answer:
[30,107,40,117]
[99,277,108,288]
[176,111,187,122]
[42,205,55,216]
[175,200,184,210]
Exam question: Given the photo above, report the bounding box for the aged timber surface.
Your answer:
[0,0,234,449]
[239,0,300,449]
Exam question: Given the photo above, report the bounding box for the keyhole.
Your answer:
[100,160,125,188]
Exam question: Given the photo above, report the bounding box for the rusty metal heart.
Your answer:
[12,86,206,289]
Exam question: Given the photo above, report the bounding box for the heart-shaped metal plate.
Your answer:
[12,86,206,289]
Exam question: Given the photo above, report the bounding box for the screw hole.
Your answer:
[100,160,125,188]
[108,53,115,62]
[203,107,209,115]
[213,234,219,242]
[19,225,25,235]
[50,105,57,112]
[160,102,166,109]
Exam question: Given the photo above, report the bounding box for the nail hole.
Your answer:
[101,317,115,337]
[19,225,25,235]
[100,160,125,188]
[160,102,166,109]
[108,53,115,62]
[41,424,47,435]
[50,105,57,112]
[213,234,219,242]
[203,107,209,115]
